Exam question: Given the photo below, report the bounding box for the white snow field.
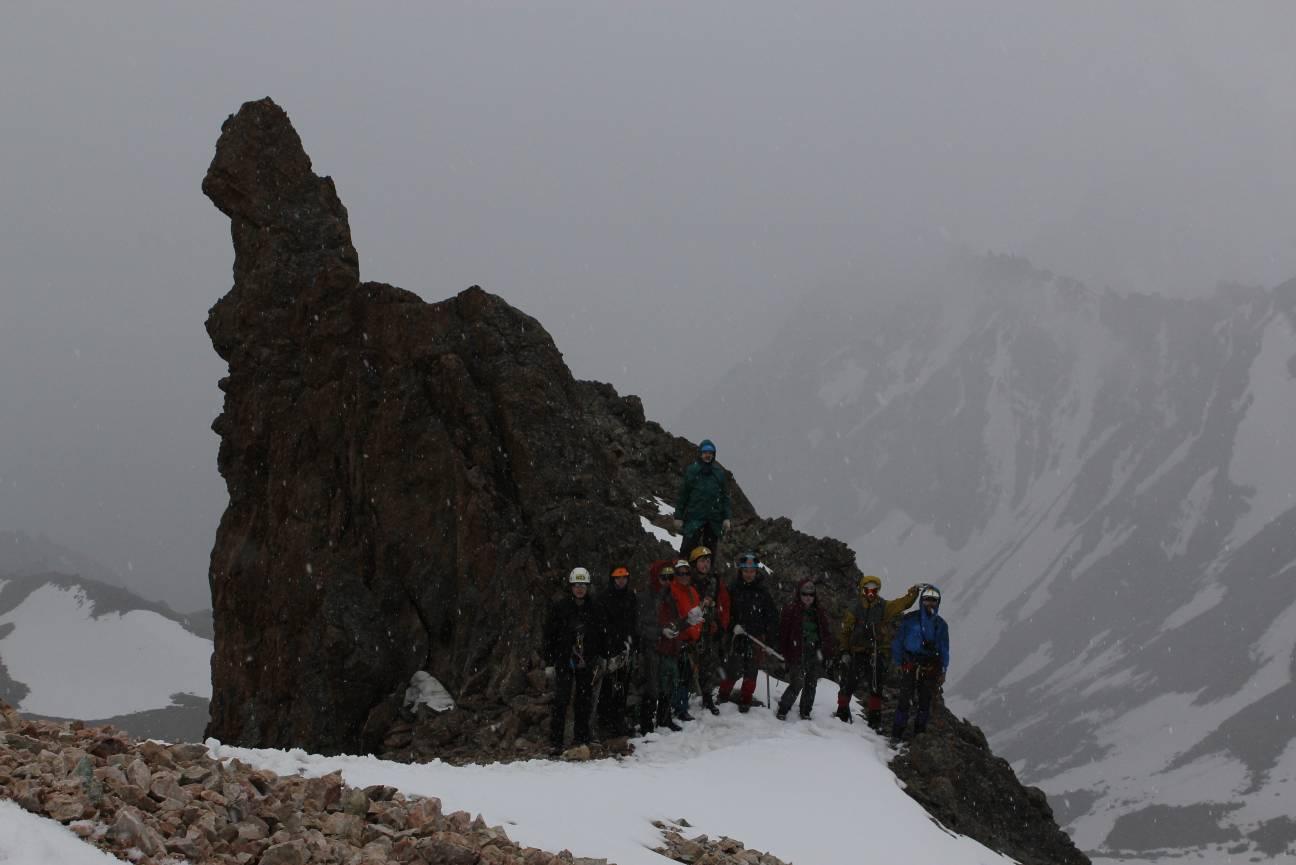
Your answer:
[0,800,122,865]
[0,583,211,718]
[210,673,1017,865]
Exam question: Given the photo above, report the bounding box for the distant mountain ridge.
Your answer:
[0,571,212,741]
[682,254,1296,862]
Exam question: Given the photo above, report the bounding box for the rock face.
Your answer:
[203,98,802,755]
[890,703,1089,865]
[203,98,1086,864]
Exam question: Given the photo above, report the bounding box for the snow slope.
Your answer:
[0,800,122,865]
[0,581,210,718]
[680,261,1296,861]
[210,674,1015,865]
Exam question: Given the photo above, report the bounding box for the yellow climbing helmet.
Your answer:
[689,546,713,564]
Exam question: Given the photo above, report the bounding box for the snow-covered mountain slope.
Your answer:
[0,572,211,739]
[211,673,1016,865]
[680,255,1296,863]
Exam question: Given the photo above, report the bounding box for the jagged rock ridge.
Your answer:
[203,98,1085,865]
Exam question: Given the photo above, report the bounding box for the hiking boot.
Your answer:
[834,706,852,724]
[776,709,788,721]
[799,710,812,721]
[663,719,683,732]
[865,711,882,731]
[704,701,720,716]
[548,743,564,757]
[677,710,695,722]
[737,702,751,714]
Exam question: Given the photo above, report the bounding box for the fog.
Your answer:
[2,2,1294,609]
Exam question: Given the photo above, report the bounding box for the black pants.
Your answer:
[892,659,941,736]
[719,633,763,705]
[696,630,726,707]
[838,649,888,699]
[838,648,887,727]
[596,663,632,735]
[551,666,595,749]
[778,651,822,717]
[636,651,661,732]
[679,522,720,557]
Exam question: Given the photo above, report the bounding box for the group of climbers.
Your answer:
[542,438,952,755]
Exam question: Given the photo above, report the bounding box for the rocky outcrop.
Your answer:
[890,702,1089,865]
[202,98,1087,864]
[654,818,790,865]
[202,98,855,757]
[0,701,586,865]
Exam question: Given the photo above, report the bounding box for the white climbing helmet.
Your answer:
[569,567,592,585]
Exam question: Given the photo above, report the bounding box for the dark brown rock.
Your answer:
[201,97,855,757]
[890,704,1089,865]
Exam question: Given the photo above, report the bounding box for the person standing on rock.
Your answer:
[834,576,920,730]
[689,545,730,715]
[890,585,949,741]
[657,558,705,725]
[776,577,835,721]
[718,552,779,713]
[596,565,638,738]
[673,439,732,558]
[543,567,605,755]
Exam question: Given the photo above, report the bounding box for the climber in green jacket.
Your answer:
[672,439,732,557]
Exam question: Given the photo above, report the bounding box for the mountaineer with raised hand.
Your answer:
[834,576,919,730]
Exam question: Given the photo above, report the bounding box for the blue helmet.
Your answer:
[698,439,717,455]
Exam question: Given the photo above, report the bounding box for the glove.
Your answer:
[722,519,731,533]
[686,606,704,626]
[607,655,625,673]
[839,653,851,668]
[672,518,683,531]
[544,666,555,682]
[901,662,915,674]
[816,649,823,663]
[731,624,746,636]
[662,626,679,639]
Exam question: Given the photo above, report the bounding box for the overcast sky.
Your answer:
[2,2,1295,609]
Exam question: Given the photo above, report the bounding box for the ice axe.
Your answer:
[731,624,784,662]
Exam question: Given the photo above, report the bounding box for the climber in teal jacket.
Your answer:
[672,439,732,556]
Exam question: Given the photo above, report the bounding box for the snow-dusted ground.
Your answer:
[0,583,211,718]
[0,800,120,865]
[210,674,1016,865]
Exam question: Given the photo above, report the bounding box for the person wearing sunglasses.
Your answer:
[776,577,836,721]
[834,576,920,730]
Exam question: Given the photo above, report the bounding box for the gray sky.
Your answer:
[2,1,1295,609]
